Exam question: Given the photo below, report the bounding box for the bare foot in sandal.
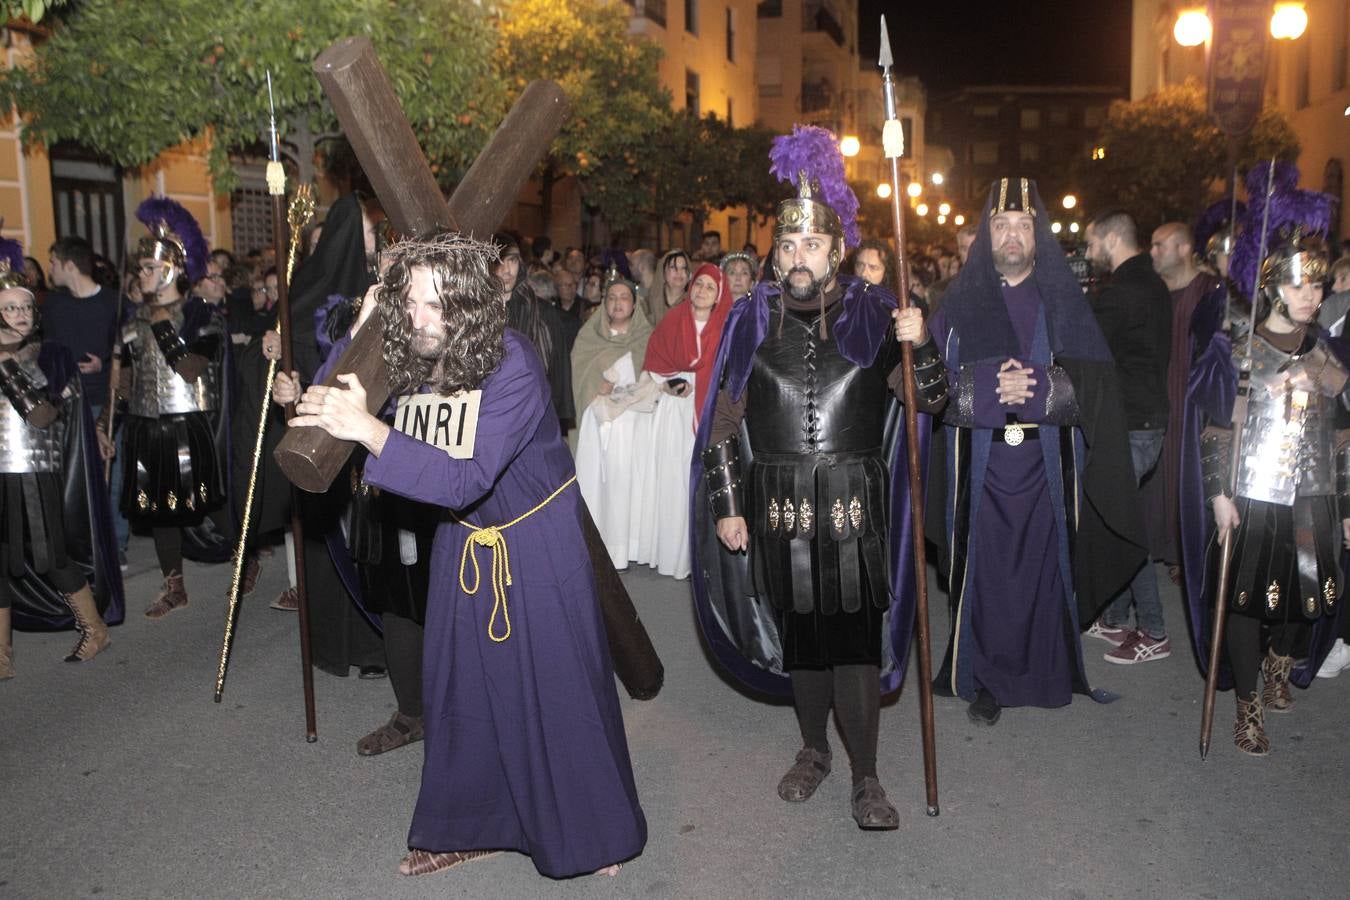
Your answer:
[595,864,622,877]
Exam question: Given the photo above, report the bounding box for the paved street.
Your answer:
[2,539,1347,899]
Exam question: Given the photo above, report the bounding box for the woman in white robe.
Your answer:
[635,263,734,578]
[572,274,654,570]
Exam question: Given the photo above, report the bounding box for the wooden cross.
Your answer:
[275,36,569,492]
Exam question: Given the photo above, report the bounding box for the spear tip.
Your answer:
[879,15,894,69]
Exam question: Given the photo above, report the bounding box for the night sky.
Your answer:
[857,0,1134,92]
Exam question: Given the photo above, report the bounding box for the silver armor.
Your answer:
[1234,334,1350,506]
[0,352,62,474]
[127,317,221,417]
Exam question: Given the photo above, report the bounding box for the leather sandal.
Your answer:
[851,776,899,830]
[398,849,500,876]
[777,747,831,802]
[356,711,424,756]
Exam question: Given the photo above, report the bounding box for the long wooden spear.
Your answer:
[1199,157,1276,760]
[879,15,938,816]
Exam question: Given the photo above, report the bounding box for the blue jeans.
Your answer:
[93,405,130,553]
[1102,429,1166,639]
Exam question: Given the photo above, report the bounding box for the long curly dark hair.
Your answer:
[377,234,507,396]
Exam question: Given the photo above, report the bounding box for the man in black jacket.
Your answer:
[1084,209,1173,664]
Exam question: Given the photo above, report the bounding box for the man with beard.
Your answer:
[290,233,645,878]
[928,178,1145,726]
[693,126,946,830]
[1142,222,1226,577]
[1082,209,1172,664]
[99,198,241,614]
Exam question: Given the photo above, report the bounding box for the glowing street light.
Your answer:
[938,202,951,216]
[906,182,922,198]
[931,172,945,186]
[1069,222,1081,234]
[876,182,892,199]
[1061,194,1078,210]
[1270,2,1308,39]
[1173,8,1212,47]
[954,214,966,226]
[839,135,861,157]
[937,214,947,225]
[916,203,929,217]
[1051,221,1063,234]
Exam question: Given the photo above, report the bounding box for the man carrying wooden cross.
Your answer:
[283,232,647,878]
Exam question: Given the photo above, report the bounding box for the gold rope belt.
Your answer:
[451,475,577,643]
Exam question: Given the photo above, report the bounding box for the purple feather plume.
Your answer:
[599,247,632,281]
[135,196,209,284]
[1229,161,1334,299]
[769,125,861,248]
[0,236,24,279]
[1192,196,1245,251]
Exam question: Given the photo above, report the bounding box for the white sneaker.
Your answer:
[1315,639,1350,679]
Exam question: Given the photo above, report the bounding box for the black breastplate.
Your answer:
[745,305,890,456]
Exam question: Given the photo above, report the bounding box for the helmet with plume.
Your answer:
[135,196,208,285]
[768,125,860,286]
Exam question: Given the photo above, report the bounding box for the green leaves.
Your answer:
[1081,81,1300,230]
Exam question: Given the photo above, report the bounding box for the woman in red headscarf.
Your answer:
[635,263,733,578]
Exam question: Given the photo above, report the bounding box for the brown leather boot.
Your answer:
[145,571,188,619]
[63,584,110,662]
[1261,648,1295,712]
[1233,692,1269,756]
[0,606,13,680]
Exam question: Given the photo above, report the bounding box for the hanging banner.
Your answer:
[1207,0,1271,136]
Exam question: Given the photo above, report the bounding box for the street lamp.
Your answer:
[876,182,892,199]
[906,182,922,198]
[1061,193,1078,210]
[1270,2,1308,39]
[931,172,945,186]
[1051,221,1063,234]
[938,202,951,216]
[954,214,965,226]
[1069,222,1081,234]
[916,203,929,217]
[937,214,947,225]
[1173,8,1211,47]
[839,135,861,157]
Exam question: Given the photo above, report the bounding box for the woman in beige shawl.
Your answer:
[571,275,656,569]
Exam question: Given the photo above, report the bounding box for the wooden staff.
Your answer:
[878,16,938,816]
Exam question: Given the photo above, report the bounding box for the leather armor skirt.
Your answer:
[120,412,224,526]
[1215,494,1343,622]
[750,450,889,668]
[0,471,85,606]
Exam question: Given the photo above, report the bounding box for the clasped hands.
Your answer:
[996,357,1037,406]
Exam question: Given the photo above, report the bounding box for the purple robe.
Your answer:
[931,279,1085,707]
[358,329,646,877]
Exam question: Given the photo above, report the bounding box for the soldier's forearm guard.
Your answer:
[911,338,949,408]
[0,358,52,427]
[1201,429,1233,504]
[150,320,191,368]
[702,435,744,520]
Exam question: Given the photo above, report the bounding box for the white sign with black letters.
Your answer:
[393,391,482,458]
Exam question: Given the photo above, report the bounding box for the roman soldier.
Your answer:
[1181,162,1345,756]
[691,126,944,829]
[0,238,122,678]
[100,198,235,615]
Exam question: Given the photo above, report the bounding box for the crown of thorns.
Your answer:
[382,232,502,271]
